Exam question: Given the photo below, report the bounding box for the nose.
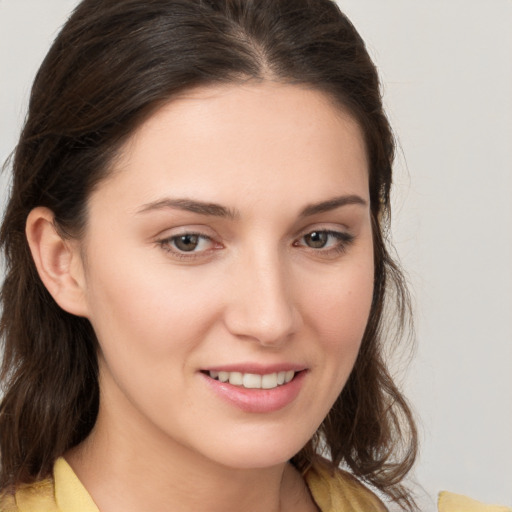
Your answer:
[223,248,301,347]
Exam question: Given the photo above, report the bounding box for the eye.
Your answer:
[303,231,330,249]
[295,229,355,254]
[158,232,217,257]
[172,234,206,252]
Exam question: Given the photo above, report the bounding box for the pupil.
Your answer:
[175,234,199,252]
[306,231,327,248]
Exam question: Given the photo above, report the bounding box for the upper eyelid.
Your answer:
[302,229,352,239]
[155,225,353,245]
[154,225,217,240]
[161,232,214,246]
[294,230,354,245]
[156,226,352,241]
[294,224,353,239]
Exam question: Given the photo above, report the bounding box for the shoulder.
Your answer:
[438,491,512,512]
[1,458,101,512]
[0,478,58,512]
[304,459,388,512]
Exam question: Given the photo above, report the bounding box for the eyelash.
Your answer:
[157,229,355,261]
[293,230,355,256]
[157,232,216,261]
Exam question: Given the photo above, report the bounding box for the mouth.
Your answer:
[200,367,306,413]
[202,370,299,390]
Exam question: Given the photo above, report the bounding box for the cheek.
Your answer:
[304,260,374,334]
[299,257,374,377]
[83,247,224,362]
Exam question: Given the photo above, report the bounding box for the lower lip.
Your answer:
[200,371,306,413]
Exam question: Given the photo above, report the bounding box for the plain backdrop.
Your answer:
[1,1,511,510]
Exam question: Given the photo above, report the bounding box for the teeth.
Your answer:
[228,372,243,386]
[208,370,297,389]
[243,373,261,389]
[261,373,277,389]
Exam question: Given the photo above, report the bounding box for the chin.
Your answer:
[195,430,313,471]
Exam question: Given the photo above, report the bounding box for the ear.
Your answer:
[26,207,89,317]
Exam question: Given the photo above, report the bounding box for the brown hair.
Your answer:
[0,0,417,508]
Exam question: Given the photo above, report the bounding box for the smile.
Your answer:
[207,370,296,389]
[200,367,306,413]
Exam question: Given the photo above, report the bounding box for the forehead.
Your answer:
[95,82,369,214]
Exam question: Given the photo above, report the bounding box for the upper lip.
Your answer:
[200,363,307,374]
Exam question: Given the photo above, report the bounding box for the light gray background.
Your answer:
[1,1,511,510]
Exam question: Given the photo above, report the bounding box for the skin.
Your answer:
[27,82,374,512]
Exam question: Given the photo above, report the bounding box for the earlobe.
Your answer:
[25,207,89,317]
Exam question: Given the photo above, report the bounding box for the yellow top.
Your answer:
[438,491,512,512]
[0,457,510,512]
[304,461,387,511]
[0,458,97,512]
[0,457,386,512]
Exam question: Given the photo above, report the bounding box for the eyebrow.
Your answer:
[299,195,367,217]
[137,198,239,219]
[136,194,367,219]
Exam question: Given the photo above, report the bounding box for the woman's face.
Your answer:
[77,82,374,469]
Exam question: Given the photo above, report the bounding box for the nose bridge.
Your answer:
[225,243,298,345]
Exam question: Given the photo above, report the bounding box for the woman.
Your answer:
[0,0,418,510]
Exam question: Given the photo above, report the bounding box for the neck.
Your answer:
[65,385,315,512]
